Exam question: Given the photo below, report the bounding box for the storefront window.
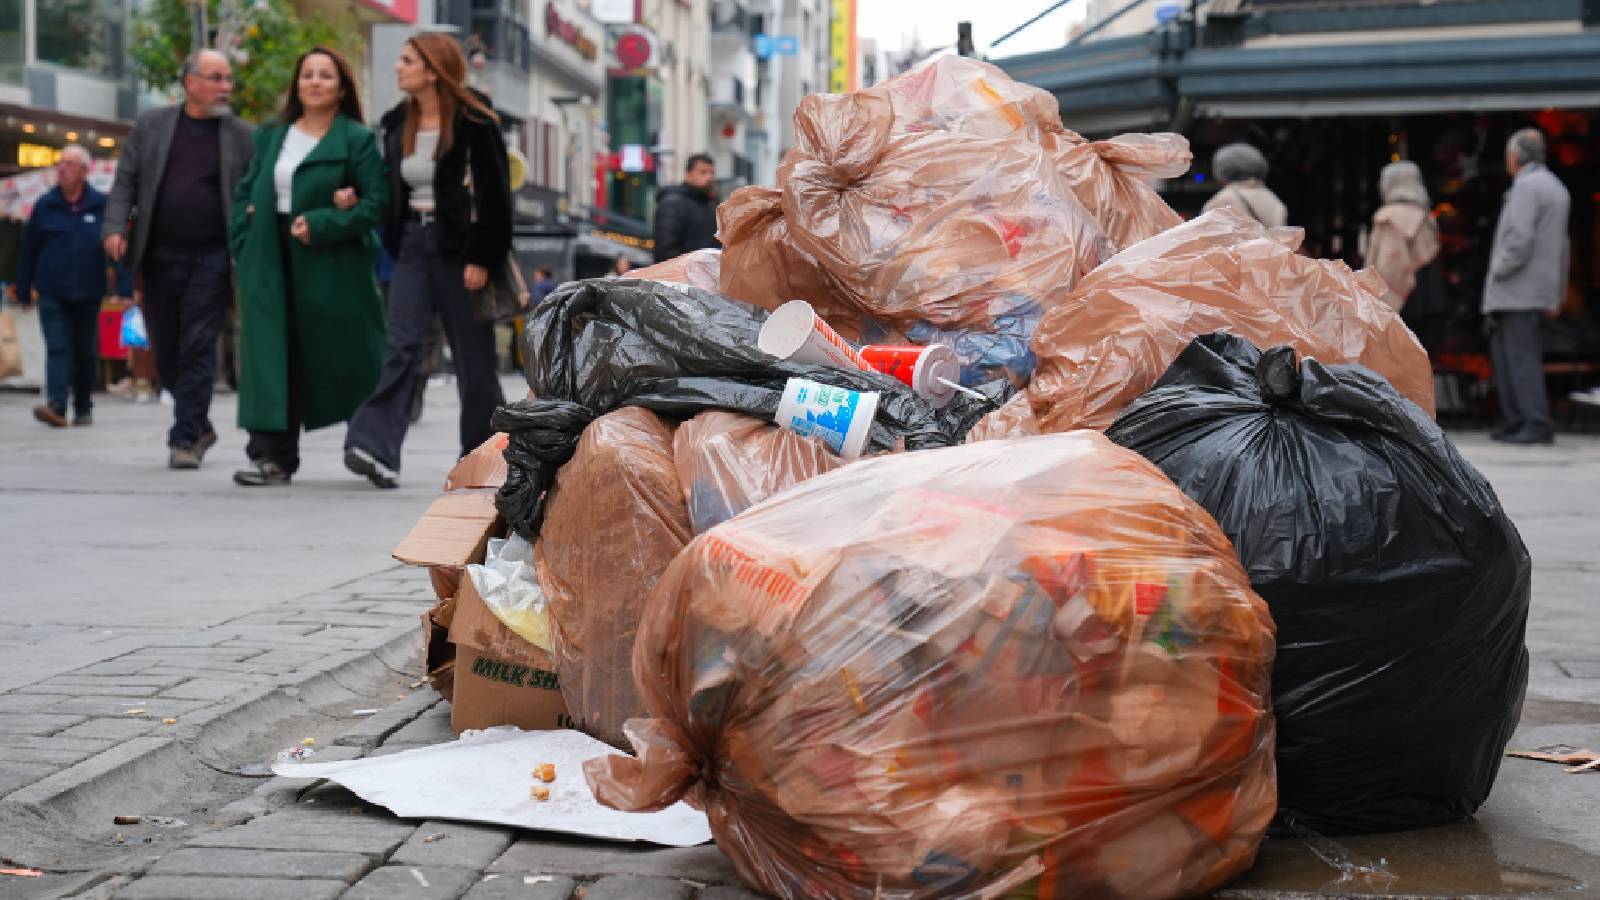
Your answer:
[0,0,22,85]
[38,0,125,79]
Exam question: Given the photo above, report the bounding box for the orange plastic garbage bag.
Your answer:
[587,432,1277,899]
[779,89,1111,335]
[1028,209,1435,433]
[1056,132,1190,251]
[673,411,849,533]
[632,249,723,292]
[533,407,692,748]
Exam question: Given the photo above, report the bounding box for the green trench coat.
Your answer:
[229,115,389,433]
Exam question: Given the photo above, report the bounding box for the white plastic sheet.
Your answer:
[273,727,712,847]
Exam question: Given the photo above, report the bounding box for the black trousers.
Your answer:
[142,246,231,448]
[346,221,504,471]
[1489,310,1551,438]
[244,217,306,472]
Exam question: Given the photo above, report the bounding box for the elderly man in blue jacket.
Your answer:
[17,144,132,427]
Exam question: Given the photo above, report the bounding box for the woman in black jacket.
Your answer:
[343,31,512,488]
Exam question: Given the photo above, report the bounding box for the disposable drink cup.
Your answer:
[775,377,879,460]
[859,344,961,407]
[758,300,871,372]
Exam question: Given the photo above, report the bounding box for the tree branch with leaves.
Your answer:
[131,0,363,124]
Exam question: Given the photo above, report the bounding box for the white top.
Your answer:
[274,125,322,214]
[403,130,439,212]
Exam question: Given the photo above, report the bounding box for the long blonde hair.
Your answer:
[402,32,497,160]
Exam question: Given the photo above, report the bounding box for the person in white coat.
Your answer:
[1366,161,1440,311]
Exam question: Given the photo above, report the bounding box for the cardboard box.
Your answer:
[444,433,511,492]
[392,489,502,568]
[446,572,571,733]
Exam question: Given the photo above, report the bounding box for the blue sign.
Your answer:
[774,35,799,57]
[753,33,773,59]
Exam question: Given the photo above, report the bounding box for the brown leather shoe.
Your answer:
[33,405,67,428]
[193,429,218,460]
[169,445,202,470]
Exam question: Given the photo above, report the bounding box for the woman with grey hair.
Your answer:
[1202,142,1287,227]
[1365,161,1440,310]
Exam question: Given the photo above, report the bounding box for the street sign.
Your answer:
[620,144,647,173]
[775,35,799,57]
[753,33,773,59]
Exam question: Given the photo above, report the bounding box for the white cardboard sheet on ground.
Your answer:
[272,727,711,847]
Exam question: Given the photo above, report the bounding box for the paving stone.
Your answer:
[0,693,78,712]
[698,887,768,900]
[583,875,695,900]
[37,674,190,689]
[159,680,254,702]
[72,659,151,676]
[43,696,210,717]
[0,743,101,765]
[137,667,278,683]
[0,734,114,752]
[390,821,515,870]
[0,712,86,735]
[148,847,374,881]
[461,875,577,900]
[0,760,58,795]
[385,707,456,746]
[14,682,161,698]
[57,717,160,740]
[114,875,348,899]
[185,825,413,858]
[1557,660,1600,679]
[334,691,441,750]
[343,865,478,900]
[488,841,742,885]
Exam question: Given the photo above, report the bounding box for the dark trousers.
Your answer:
[1489,310,1552,438]
[142,246,232,448]
[347,221,504,471]
[244,218,305,472]
[37,294,100,417]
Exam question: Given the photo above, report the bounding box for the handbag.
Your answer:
[463,142,531,323]
[0,301,21,380]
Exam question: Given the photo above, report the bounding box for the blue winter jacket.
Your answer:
[17,185,132,302]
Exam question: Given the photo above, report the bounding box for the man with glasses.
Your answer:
[104,49,254,469]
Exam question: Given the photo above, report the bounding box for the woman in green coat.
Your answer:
[229,46,389,486]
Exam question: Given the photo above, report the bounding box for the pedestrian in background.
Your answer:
[103,49,254,470]
[531,266,557,305]
[1366,160,1441,311]
[652,153,719,263]
[608,254,632,278]
[228,47,388,487]
[1203,142,1287,227]
[1484,128,1571,446]
[343,32,511,489]
[18,144,132,428]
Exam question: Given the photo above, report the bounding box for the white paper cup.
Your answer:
[775,377,879,460]
[758,300,870,372]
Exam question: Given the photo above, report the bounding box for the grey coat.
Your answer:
[102,105,255,274]
[1483,162,1570,313]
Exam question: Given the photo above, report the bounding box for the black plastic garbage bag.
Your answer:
[494,279,1008,541]
[1106,332,1530,835]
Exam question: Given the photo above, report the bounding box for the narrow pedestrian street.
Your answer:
[2,383,1597,899]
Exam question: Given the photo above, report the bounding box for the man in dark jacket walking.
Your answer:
[103,49,254,469]
[17,144,132,427]
[652,154,719,263]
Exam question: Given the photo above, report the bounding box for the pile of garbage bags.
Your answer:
[431,52,1532,898]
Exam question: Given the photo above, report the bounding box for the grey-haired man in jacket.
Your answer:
[1483,128,1569,445]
